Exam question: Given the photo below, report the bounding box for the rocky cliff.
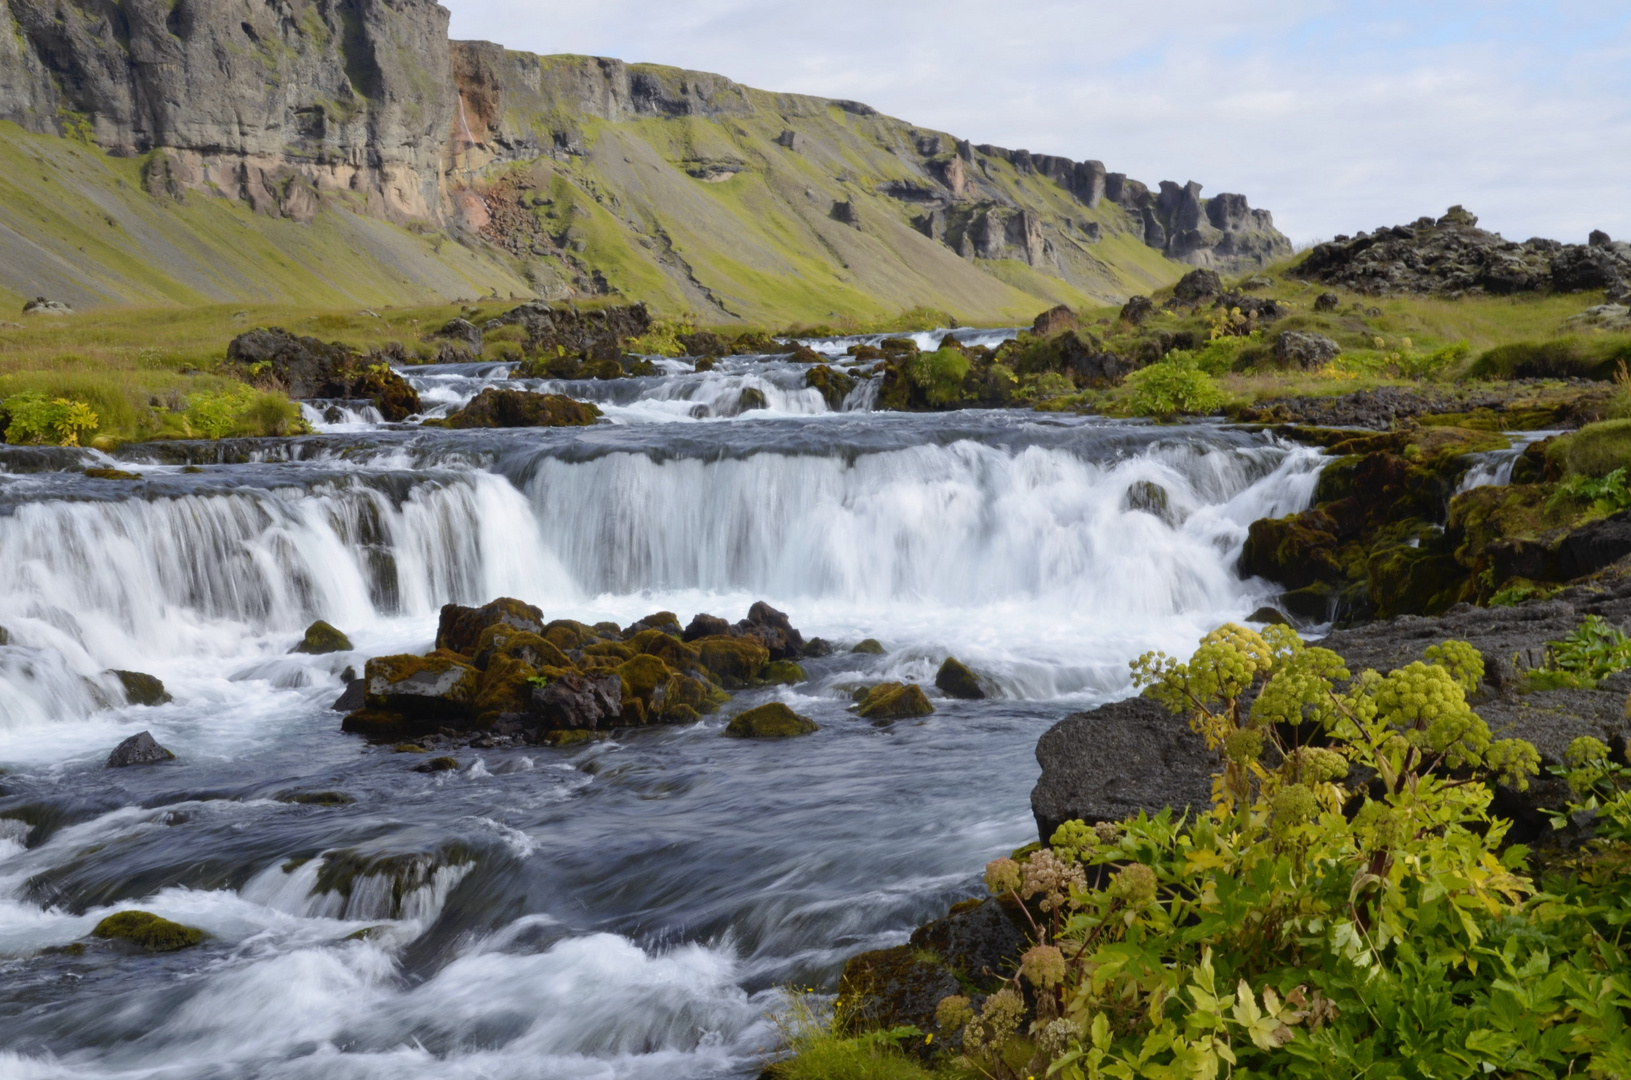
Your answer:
[0,5,1292,316]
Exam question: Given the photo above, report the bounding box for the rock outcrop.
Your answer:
[227,329,420,421]
[1292,208,1631,300]
[0,0,454,222]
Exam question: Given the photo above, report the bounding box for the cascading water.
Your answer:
[0,334,1324,1079]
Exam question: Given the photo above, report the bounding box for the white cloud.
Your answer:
[445,0,1631,244]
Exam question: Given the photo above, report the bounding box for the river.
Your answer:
[0,328,1323,1079]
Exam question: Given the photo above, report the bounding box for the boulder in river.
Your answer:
[734,601,805,660]
[355,653,480,725]
[724,702,818,738]
[227,328,421,421]
[855,682,935,719]
[682,613,730,641]
[933,657,985,700]
[112,670,172,706]
[91,910,203,951]
[106,731,176,767]
[850,638,887,655]
[441,388,601,428]
[437,598,546,654]
[531,671,623,730]
[292,620,352,655]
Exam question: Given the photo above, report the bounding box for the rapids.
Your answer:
[0,336,1324,1079]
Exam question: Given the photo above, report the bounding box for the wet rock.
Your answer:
[91,910,202,951]
[736,387,767,412]
[293,620,352,655]
[733,600,805,660]
[934,657,985,700]
[433,317,483,355]
[530,672,623,731]
[803,637,834,658]
[358,653,480,722]
[1123,480,1175,524]
[851,638,887,655]
[441,388,600,428]
[106,731,176,767]
[413,755,458,773]
[855,682,935,719]
[837,946,960,1035]
[804,364,856,411]
[724,702,818,738]
[332,678,366,711]
[1246,606,1291,626]
[84,468,140,480]
[1031,696,1215,842]
[695,635,770,687]
[275,790,356,805]
[683,613,730,642]
[112,670,172,706]
[437,598,546,654]
[1274,330,1341,369]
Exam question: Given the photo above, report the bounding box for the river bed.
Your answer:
[0,331,1323,1079]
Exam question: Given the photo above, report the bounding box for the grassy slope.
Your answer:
[463,55,1191,326]
[0,123,533,312]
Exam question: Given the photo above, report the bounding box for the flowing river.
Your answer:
[0,328,1323,1079]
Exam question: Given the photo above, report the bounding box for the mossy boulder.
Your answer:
[856,682,935,719]
[628,627,701,670]
[112,670,172,706]
[805,364,857,410]
[293,620,352,655]
[695,635,769,687]
[472,625,572,671]
[762,660,806,685]
[836,945,959,1035]
[934,657,985,700]
[437,598,545,655]
[582,640,636,663]
[359,652,479,722]
[724,702,818,738]
[542,619,599,653]
[850,638,887,655]
[1559,419,1631,478]
[442,388,601,428]
[91,910,203,952]
[473,655,540,720]
[615,653,674,706]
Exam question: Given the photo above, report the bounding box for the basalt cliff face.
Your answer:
[0,2,1291,316]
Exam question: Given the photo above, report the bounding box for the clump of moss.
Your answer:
[91,910,204,951]
[293,620,352,654]
[855,682,935,720]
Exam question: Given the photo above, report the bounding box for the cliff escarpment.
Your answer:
[0,3,1291,317]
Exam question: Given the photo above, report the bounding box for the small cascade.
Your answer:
[1456,430,1559,493]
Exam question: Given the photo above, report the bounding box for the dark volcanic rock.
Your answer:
[332,678,366,712]
[442,388,601,428]
[1031,304,1078,337]
[1171,268,1222,304]
[497,302,652,361]
[732,601,804,660]
[1031,696,1215,842]
[934,657,985,700]
[106,731,175,767]
[531,672,623,731]
[433,318,483,355]
[682,613,730,642]
[437,598,546,654]
[1558,512,1631,579]
[227,329,421,421]
[1292,208,1631,299]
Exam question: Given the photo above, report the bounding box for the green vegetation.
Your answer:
[787,623,1631,1078]
[1121,354,1224,418]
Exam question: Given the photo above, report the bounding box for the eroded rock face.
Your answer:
[1,0,455,222]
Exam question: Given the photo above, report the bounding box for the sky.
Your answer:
[443,1,1631,247]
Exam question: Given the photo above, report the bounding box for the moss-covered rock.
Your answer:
[443,388,601,428]
[582,640,636,663]
[437,598,546,655]
[856,682,935,719]
[836,945,959,1035]
[627,627,701,670]
[850,638,887,655]
[762,660,806,685]
[724,702,818,738]
[472,625,573,671]
[112,670,172,706]
[413,755,458,772]
[654,672,713,720]
[805,364,857,410]
[293,620,352,655]
[542,619,598,653]
[473,655,540,720]
[91,910,204,951]
[695,635,769,687]
[934,657,985,700]
[359,652,479,723]
[615,653,674,705]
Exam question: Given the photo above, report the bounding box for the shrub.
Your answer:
[233,392,309,437]
[1123,355,1224,417]
[1,391,100,445]
[920,624,1631,1080]
[183,384,259,438]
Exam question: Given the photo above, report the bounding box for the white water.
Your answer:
[0,332,1326,1080]
[1455,430,1559,493]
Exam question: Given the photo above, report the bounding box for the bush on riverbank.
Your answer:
[801,623,1631,1078]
